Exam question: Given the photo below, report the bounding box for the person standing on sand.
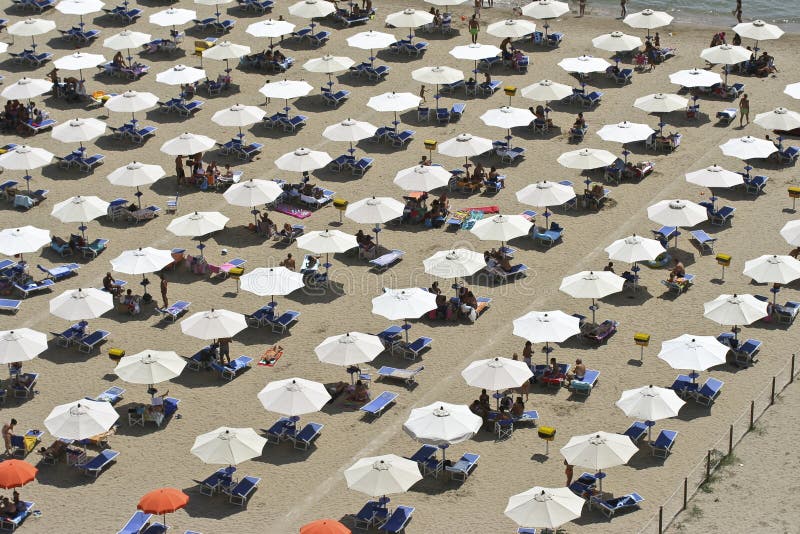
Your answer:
[159,273,168,309]
[579,0,586,17]
[620,0,627,18]
[733,0,742,23]
[2,419,16,456]
[419,85,426,103]
[739,93,750,127]
[564,460,574,486]
[473,0,481,20]
[175,155,185,186]
[469,15,480,43]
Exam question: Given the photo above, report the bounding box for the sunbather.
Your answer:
[546,357,558,376]
[603,262,615,273]
[103,272,121,296]
[356,230,375,252]
[566,358,586,386]
[121,289,141,315]
[564,460,574,487]
[511,397,525,417]
[259,345,283,366]
[469,399,488,422]
[790,247,800,259]
[429,281,441,295]
[279,253,296,271]
[573,112,585,130]
[671,259,685,278]
[0,496,17,516]
[39,439,67,460]
[112,51,128,69]
[522,342,534,368]
[347,380,370,403]
[479,389,490,411]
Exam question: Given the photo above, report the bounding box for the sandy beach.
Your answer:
[0,0,799,532]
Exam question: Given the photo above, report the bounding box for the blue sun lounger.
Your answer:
[370,250,404,271]
[156,300,191,322]
[661,273,694,293]
[396,336,433,360]
[623,421,647,444]
[14,278,54,298]
[0,299,22,314]
[360,391,398,418]
[407,444,437,467]
[142,523,168,534]
[77,449,119,477]
[689,229,716,253]
[117,511,153,534]
[591,492,644,518]
[650,430,678,458]
[774,301,800,324]
[733,339,761,366]
[377,365,423,385]
[77,330,110,353]
[265,417,294,444]
[0,501,34,531]
[228,475,260,506]
[271,310,300,334]
[245,303,276,327]
[291,422,323,450]
[93,386,125,405]
[695,377,724,405]
[669,374,698,399]
[355,501,391,530]
[200,466,236,496]
[211,356,252,381]
[445,453,479,481]
[37,263,79,281]
[379,505,414,533]
[569,369,600,396]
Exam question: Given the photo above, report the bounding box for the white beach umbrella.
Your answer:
[604,234,665,264]
[8,19,56,48]
[411,65,463,87]
[592,31,642,53]
[347,29,397,60]
[181,309,247,340]
[596,121,655,145]
[0,43,6,55]
[303,54,355,74]
[560,431,638,491]
[315,332,384,367]
[743,254,800,285]
[223,179,283,209]
[107,162,165,207]
[780,220,800,246]
[403,402,482,459]
[450,42,502,63]
[669,68,722,88]
[505,486,584,530]
[734,20,784,43]
[367,92,423,131]
[425,0,469,5]
[487,19,536,39]
[623,9,673,35]
[634,93,688,114]
[156,64,207,86]
[323,118,378,158]
[515,181,575,217]
[104,91,159,122]
[560,270,624,324]
[0,145,52,171]
[345,197,404,224]
[191,427,266,466]
[111,247,173,275]
[51,196,109,239]
[385,8,434,30]
[54,52,105,71]
[521,0,569,19]
[49,288,113,321]
[616,385,684,433]
[647,199,708,229]
[470,214,533,246]
[685,165,744,189]
[520,79,573,102]
[160,133,216,156]
[700,44,752,65]
[258,80,314,106]
[275,147,332,173]
[513,310,581,346]
[558,55,611,75]
[753,107,800,131]
[44,399,119,441]
[103,30,151,52]
[115,350,186,386]
[462,356,532,392]
[289,0,336,19]
[239,267,304,301]
[371,288,437,340]
[393,164,451,192]
[557,148,617,170]
[211,104,266,138]
[480,107,535,148]
[167,211,229,238]
[438,133,493,172]
[51,118,106,147]
[296,229,357,255]
[785,83,800,100]
[0,226,50,258]
[203,41,251,72]
[258,377,331,416]
[658,334,728,375]
[703,293,769,332]
[246,18,295,40]
[149,8,196,28]
[423,249,486,280]
[1,78,52,101]
[0,328,48,365]
[720,136,778,160]
[345,455,422,498]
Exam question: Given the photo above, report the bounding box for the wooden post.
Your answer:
[728,424,733,456]
[658,505,663,534]
[706,450,711,481]
[791,353,796,383]
[771,376,776,405]
[749,400,755,430]
[683,477,688,510]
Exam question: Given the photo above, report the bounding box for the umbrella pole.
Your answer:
[506,128,512,150]
[285,98,291,119]
[136,186,142,209]
[373,223,380,245]
[590,298,597,324]
[24,171,31,194]
[393,111,399,134]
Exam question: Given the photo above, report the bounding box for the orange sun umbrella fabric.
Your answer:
[0,460,37,489]
[137,488,189,515]
[300,519,351,534]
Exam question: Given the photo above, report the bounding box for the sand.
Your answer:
[1,1,799,532]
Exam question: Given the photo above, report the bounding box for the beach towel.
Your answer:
[275,203,312,219]
[258,346,284,367]
[461,205,499,214]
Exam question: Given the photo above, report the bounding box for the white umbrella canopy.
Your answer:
[505,486,584,530]
[393,164,451,192]
[616,385,685,422]
[322,118,378,143]
[107,161,165,188]
[372,288,437,321]
[512,310,581,344]
[181,309,247,340]
[470,214,533,244]
[785,82,800,100]
[647,199,708,228]
[296,229,358,254]
[743,254,800,285]
[411,65,464,86]
[703,293,769,327]
[0,328,48,365]
[160,133,216,156]
[780,220,800,246]
[258,80,314,101]
[669,68,723,88]
[1,78,52,100]
[438,133,493,158]
[367,92,422,116]
[700,44,752,65]
[733,20,784,41]
[345,454,422,498]
[685,165,744,189]
[167,211,229,237]
[634,93,688,114]
[604,234,665,264]
[623,9,673,30]
[557,148,617,170]
[520,79,573,102]
[515,180,575,208]
[258,377,331,416]
[223,179,283,208]
[753,107,800,131]
[202,41,251,61]
[345,197,404,224]
[560,431,638,473]
[246,18,296,39]
[596,121,655,144]
[115,350,186,385]
[51,118,106,145]
[149,8,197,27]
[191,427,267,466]
[658,334,728,373]
[49,288,113,321]
[211,104,266,133]
[0,145,53,171]
[44,399,119,441]
[425,0,469,5]
[592,31,642,52]
[480,106,535,129]
[347,30,397,52]
[521,0,569,19]
[156,65,207,86]
[423,249,486,279]
[0,226,50,257]
[239,267,304,299]
[275,147,332,173]
[403,402,482,447]
[449,43,503,61]
[558,55,612,74]
[51,195,109,224]
[103,30,152,51]
[720,135,778,160]
[560,270,624,324]
[385,8,434,29]
[8,19,56,47]
[303,55,355,74]
[315,332,384,367]
[110,247,173,275]
[487,19,536,39]
[461,357,533,391]
[289,0,336,19]
[104,91,159,118]
[0,42,7,55]
[54,52,106,71]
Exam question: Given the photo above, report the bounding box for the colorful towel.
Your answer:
[258,348,284,367]
[275,203,312,219]
[461,205,499,214]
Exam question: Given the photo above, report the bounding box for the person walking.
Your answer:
[739,93,750,127]
[579,0,586,17]
[733,0,742,23]
[620,0,627,18]
[159,273,168,309]
[175,155,185,186]
[469,15,480,44]
[2,419,16,456]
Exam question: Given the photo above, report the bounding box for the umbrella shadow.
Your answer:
[284,280,346,305]
[252,438,320,465]
[142,109,196,125]
[35,462,100,488]
[625,448,669,470]
[602,288,654,306]
[181,485,250,518]
[141,49,191,63]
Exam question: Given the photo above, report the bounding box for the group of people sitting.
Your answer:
[666,258,687,284]
[1,99,50,134]
[426,282,481,322]
[243,48,288,68]
[529,105,553,129]
[499,37,527,70]
[47,68,86,102]
[469,391,527,426]
[177,154,236,189]
[401,192,450,226]
[331,378,370,403]
[484,249,514,273]
[0,491,21,517]
[463,162,503,190]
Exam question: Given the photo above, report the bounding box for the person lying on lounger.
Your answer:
[346,380,370,402]
[0,496,17,516]
[39,439,67,460]
[670,259,685,278]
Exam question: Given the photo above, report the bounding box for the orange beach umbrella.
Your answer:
[138,487,189,526]
[0,460,37,489]
[300,519,351,534]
